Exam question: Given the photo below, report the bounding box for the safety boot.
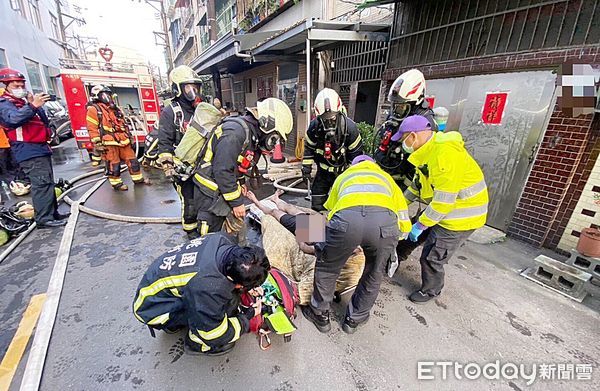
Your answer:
[301,305,331,333]
[408,290,438,304]
[341,315,369,335]
[113,183,128,191]
[134,178,152,185]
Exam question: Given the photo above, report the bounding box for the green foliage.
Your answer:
[357,121,377,155]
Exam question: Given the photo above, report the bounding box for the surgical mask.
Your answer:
[402,134,416,154]
[11,88,27,99]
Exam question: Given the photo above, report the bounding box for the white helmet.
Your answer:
[11,201,34,220]
[313,88,343,117]
[90,84,113,104]
[9,181,31,196]
[388,69,426,104]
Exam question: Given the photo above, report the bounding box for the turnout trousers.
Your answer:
[104,145,143,188]
[310,206,400,323]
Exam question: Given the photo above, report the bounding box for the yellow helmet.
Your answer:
[11,201,35,220]
[254,98,293,141]
[9,181,31,196]
[169,65,203,99]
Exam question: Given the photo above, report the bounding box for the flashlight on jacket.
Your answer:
[379,130,392,152]
[238,150,255,175]
[324,142,332,160]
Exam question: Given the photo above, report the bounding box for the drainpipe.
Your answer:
[234,41,252,60]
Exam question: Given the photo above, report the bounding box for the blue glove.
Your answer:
[408,223,425,242]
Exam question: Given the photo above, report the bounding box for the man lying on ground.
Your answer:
[246,189,364,305]
[247,189,316,254]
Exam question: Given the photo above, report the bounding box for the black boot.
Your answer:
[301,305,331,333]
[408,290,438,304]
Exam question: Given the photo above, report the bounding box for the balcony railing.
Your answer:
[236,0,293,34]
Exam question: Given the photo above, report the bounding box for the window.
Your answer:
[50,13,60,40]
[42,65,56,95]
[28,0,42,30]
[0,49,8,69]
[23,58,43,93]
[10,0,25,17]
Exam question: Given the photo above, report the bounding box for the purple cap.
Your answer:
[351,154,375,165]
[390,115,432,142]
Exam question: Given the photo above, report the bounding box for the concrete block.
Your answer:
[521,255,592,302]
[566,250,600,286]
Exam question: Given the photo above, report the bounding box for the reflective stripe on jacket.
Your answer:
[323,160,411,236]
[407,131,488,231]
[86,103,130,146]
[133,233,249,352]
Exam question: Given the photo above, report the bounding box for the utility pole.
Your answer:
[55,0,70,58]
[135,0,173,72]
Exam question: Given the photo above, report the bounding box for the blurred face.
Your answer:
[182,83,201,102]
[319,111,337,136]
[98,91,113,105]
[6,81,28,98]
[393,103,411,119]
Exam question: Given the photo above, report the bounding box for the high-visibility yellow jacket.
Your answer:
[324,160,412,236]
[404,131,488,231]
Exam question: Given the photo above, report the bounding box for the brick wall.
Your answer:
[383,46,600,81]
[383,45,599,248]
[507,110,596,246]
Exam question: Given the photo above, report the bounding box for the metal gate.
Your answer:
[427,71,556,230]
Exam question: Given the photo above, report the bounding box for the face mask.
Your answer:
[402,133,416,154]
[183,84,201,102]
[11,88,27,99]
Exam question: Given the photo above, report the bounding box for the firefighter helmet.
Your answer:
[169,65,203,100]
[251,98,293,141]
[9,181,31,196]
[10,201,34,220]
[313,88,343,117]
[388,69,426,105]
[0,68,26,85]
[90,84,113,104]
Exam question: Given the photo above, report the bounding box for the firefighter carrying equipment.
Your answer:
[241,267,299,350]
[404,131,488,231]
[169,65,203,101]
[9,180,31,196]
[133,233,255,354]
[86,102,144,188]
[323,160,412,236]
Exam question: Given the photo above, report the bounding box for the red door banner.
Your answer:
[481,92,508,125]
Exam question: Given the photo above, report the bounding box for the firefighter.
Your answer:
[301,88,363,212]
[396,115,488,304]
[155,65,204,239]
[133,232,269,355]
[86,85,146,191]
[0,68,68,228]
[373,69,438,263]
[301,155,412,334]
[192,97,293,236]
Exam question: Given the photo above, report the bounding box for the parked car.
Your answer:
[45,101,73,146]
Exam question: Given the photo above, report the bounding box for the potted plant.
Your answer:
[576,227,600,257]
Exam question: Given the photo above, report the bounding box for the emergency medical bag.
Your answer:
[241,267,299,350]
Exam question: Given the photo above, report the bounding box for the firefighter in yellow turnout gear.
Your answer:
[397,115,488,304]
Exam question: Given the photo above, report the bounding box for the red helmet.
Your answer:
[0,68,26,84]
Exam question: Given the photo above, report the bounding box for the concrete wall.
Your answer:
[0,0,64,94]
[256,0,322,32]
